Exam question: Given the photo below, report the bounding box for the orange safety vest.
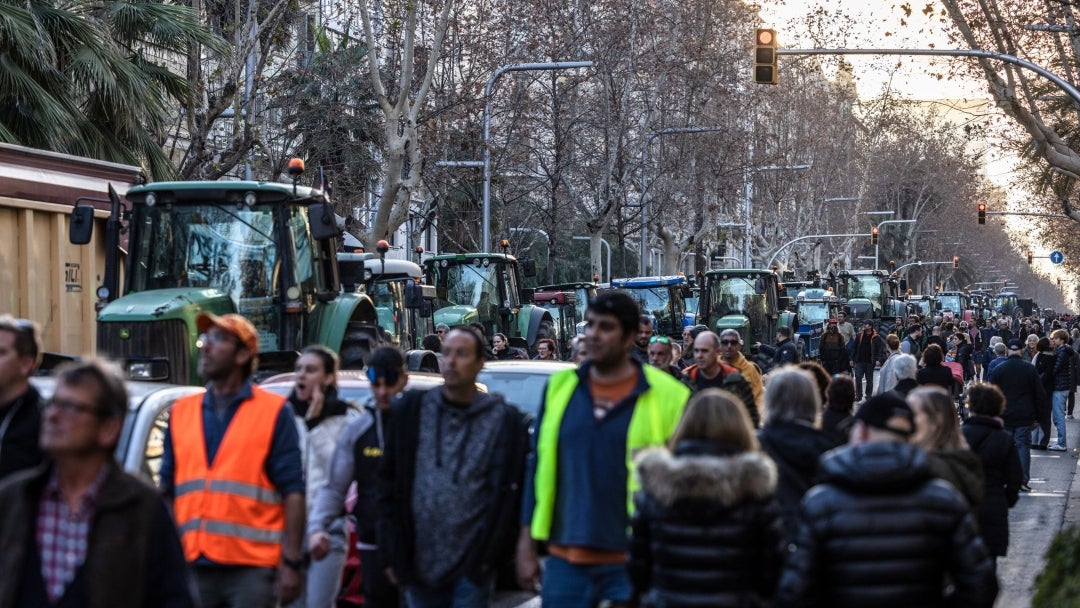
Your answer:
[172,386,287,567]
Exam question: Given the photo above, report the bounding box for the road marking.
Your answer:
[1032,454,1063,458]
[1026,492,1066,497]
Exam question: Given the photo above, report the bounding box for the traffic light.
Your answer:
[870,226,879,245]
[753,28,778,85]
[977,203,986,224]
[953,255,959,269]
[1027,251,1033,265]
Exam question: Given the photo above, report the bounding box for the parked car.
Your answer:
[476,360,577,417]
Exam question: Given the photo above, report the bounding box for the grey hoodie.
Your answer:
[411,388,506,586]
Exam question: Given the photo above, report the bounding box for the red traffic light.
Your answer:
[977,202,986,225]
[953,255,959,269]
[757,29,775,45]
[753,28,778,85]
[1027,251,1033,265]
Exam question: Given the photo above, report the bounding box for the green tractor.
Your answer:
[422,252,555,351]
[699,268,796,355]
[69,169,386,384]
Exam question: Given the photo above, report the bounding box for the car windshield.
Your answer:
[476,370,554,416]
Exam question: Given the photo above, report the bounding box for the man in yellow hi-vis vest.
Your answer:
[515,290,690,607]
[160,313,305,608]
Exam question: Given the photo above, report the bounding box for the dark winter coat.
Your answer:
[917,363,955,391]
[925,447,984,510]
[759,339,800,366]
[851,330,886,365]
[0,463,196,608]
[1051,346,1076,392]
[757,421,838,545]
[956,343,974,380]
[820,408,853,446]
[990,356,1047,429]
[0,385,44,482]
[682,364,759,427]
[772,441,998,608]
[818,331,849,375]
[630,440,783,608]
[961,416,1022,556]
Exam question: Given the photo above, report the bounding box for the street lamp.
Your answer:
[874,218,916,271]
[481,61,592,252]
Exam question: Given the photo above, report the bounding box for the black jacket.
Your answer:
[773,441,998,608]
[851,330,885,365]
[961,416,1022,556]
[818,332,849,375]
[0,385,44,481]
[990,356,1047,428]
[0,463,196,608]
[759,339,800,366]
[682,364,759,427]
[630,440,783,608]
[375,388,529,586]
[917,363,955,390]
[757,421,838,545]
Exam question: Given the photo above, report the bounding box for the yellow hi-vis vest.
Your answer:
[530,365,690,541]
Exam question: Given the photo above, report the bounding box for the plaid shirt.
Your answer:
[36,466,109,602]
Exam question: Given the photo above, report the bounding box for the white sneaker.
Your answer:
[1049,444,1068,451]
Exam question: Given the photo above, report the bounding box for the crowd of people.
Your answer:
[0,302,1074,607]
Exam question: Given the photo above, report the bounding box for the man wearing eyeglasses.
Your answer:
[309,346,406,607]
[0,359,196,606]
[160,313,305,607]
[435,324,450,342]
[0,316,45,481]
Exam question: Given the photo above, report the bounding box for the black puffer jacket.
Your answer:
[961,416,1022,556]
[773,441,998,608]
[757,421,838,545]
[630,440,783,608]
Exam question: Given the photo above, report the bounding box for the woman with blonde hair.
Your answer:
[630,389,782,607]
[908,386,985,509]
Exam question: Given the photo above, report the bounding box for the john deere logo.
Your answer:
[119,328,131,340]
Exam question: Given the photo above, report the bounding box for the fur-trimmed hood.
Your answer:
[635,445,778,509]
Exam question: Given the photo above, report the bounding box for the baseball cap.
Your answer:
[854,392,915,437]
[196,312,259,352]
[1006,338,1023,351]
[828,318,837,324]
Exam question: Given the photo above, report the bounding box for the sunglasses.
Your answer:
[649,335,671,344]
[367,367,401,386]
[719,339,740,346]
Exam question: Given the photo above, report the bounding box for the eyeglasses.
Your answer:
[649,335,671,344]
[44,397,103,417]
[719,339,740,346]
[436,329,447,334]
[198,331,239,347]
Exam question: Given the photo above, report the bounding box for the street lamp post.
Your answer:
[481,61,593,252]
[765,232,871,268]
[874,219,916,271]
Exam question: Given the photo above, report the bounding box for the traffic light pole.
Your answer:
[776,48,1080,107]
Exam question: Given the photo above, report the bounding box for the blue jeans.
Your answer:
[1006,425,1032,483]
[404,575,493,608]
[195,566,277,608]
[540,555,633,608]
[1053,390,1069,447]
[853,362,874,400]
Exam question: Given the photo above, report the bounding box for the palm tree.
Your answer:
[0,0,225,179]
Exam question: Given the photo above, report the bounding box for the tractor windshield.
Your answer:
[431,261,502,313]
[130,203,315,350]
[842,275,882,300]
[798,301,830,325]
[938,294,963,313]
[706,276,769,333]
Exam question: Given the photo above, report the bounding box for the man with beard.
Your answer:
[631,315,653,364]
[160,313,305,607]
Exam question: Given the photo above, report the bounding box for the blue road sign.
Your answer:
[1051,251,1065,264]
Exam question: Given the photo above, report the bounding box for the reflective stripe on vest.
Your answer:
[172,386,287,567]
[530,365,690,541]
